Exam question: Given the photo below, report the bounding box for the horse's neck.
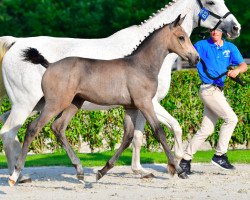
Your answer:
[131,27,171,76]
[139,0,194,35]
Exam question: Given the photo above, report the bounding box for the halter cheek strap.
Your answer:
[197,0,232,31]
[211,12,232,31]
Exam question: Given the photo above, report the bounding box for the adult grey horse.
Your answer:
[0,0,241,182]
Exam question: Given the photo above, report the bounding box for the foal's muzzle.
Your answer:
[188,53,200,67]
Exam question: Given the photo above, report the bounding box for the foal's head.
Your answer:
[167,15,200,66]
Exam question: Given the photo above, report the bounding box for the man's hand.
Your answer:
[228,62,248,78]
[227,68,241,78]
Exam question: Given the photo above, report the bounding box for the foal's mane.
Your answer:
[125,23,171,57]
[125,0,180,57]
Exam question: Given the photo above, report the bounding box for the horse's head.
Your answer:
[194,0,240,39]
[168,15,200,66]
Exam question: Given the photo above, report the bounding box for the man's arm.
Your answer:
[227,62,248,78]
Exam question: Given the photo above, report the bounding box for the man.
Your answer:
[180,29,248,174]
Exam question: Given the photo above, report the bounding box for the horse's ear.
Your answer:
[178,15,186,26]
[170,14,186,29]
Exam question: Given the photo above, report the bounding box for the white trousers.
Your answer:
[183,84,238,160]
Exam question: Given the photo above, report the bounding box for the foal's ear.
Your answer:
[178,15,186,26]
[170,14,186,29]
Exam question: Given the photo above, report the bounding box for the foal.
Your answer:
[9,15,199,186]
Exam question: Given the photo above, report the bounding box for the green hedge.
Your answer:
[0,69,249,153]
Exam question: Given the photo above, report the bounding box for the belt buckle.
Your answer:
[212,84,223,91]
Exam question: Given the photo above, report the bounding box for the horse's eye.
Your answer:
[206,1,215,6]
[179,36,185,41]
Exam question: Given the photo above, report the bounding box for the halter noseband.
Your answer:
[197,0,232,31]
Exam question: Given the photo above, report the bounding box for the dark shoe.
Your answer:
[179,159,193,175]
[211,154,236,170]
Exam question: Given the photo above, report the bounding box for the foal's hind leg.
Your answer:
[96,108,138,181]
[136,99,188,179]
[8,103,69,186]
[52,97,85,181]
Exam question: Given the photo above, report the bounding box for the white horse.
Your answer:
[0,0,241,180]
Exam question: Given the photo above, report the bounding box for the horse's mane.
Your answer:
[138,0,179,28]
[125,0,180,57]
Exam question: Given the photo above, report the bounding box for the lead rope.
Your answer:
[200,59,246,86]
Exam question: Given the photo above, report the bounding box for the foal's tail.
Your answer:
[22,48,49,68]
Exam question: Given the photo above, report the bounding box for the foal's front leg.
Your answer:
[136,99,188,179]
[96,108,138,181]
[152,98,184,159]
[131,98,184,178]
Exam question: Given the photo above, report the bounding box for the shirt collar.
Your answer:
[207,38,225,48]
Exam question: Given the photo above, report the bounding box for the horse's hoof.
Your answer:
[141,173,155,179]
[8,178,16,187]
[167,164,176,177]
[96,170,103,181]
[18,174,32,184]
[76,174,84,181]
[132,170,140,175]
[178,171,189,179]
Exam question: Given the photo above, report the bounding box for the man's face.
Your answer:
[210,29,223,41]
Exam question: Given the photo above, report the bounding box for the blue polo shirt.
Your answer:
[194,38,244,86]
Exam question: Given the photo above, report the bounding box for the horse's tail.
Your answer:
[22,48,49,68]
[0,36,16,103]
[0,36,16,64]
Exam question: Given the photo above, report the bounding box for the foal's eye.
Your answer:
[178,36,185,42]
[206,1,215,6]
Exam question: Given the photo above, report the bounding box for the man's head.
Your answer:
[210,29,223,43]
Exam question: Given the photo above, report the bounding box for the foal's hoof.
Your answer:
[76,174,84,182]
[76,174,84,181]
[167,164,176,177]
[96,170,103,181]
[8,177,16,187]
[141,173,155,179]
[178,171,189,179]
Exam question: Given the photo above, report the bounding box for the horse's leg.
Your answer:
[51,97,85,181]
[96,108,138,181]
[0,104,35,182]
[131,111,155,178]
[8,102,70,186]
[136,99,188,179]
[152,98,184,160]
[0,110,11,124]
[2,62,45,183]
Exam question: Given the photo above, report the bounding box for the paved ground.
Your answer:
[0,163,249,200]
